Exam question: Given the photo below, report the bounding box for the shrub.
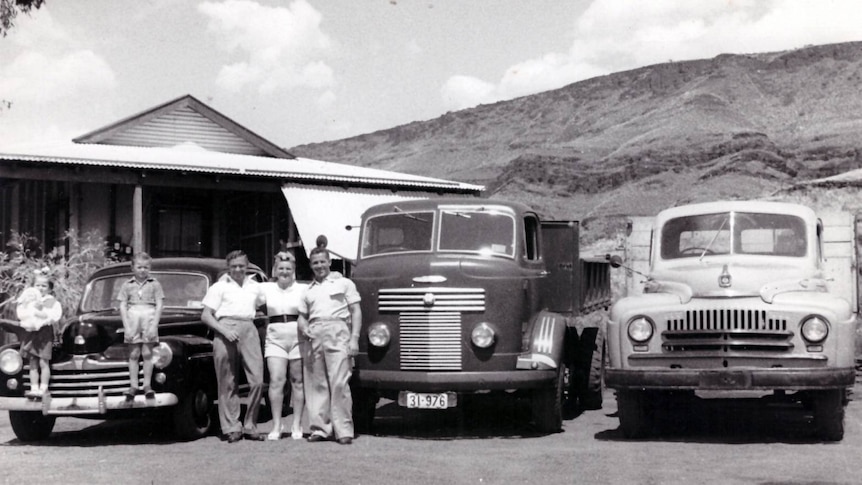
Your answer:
[0,230,112,324]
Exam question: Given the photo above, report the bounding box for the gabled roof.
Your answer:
[73,94,294,159]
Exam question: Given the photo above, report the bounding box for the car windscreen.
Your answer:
[439,209,516,258]
[361,211,434,257]
[80,272,210,312]
[661,211,807,259]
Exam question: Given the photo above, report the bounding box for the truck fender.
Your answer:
[516,310,567,370]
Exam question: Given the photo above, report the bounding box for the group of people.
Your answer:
[200,238,362,445]
[12,237,361,445]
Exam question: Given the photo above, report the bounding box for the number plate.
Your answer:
[698,370,752,389]
[399,391,453,409]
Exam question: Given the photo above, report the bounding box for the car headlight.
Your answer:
[151,342,174,369]
[0,349,23,375]
[368,323,391,347]
[471,322,495,348]
[801,316,829,343]
[627,316,654,343]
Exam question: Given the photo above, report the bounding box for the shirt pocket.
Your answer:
[325,285,345,302]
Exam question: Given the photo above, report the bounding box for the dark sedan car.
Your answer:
[0,258,267,441]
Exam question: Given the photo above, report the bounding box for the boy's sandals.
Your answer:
[143,387,155,400]
[124,388,137,402]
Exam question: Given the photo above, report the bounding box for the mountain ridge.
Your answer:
[291,41,862,223]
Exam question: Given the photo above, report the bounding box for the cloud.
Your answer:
[0,8,115,106]
[0,50,116,104]
[442,0,862,110]
[198,0,336,94]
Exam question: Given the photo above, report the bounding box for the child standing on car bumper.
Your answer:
[119,252,164,400]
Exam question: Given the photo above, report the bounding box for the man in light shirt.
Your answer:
[201,250,265,443]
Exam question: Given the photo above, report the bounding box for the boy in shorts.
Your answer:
[119,252,164,400]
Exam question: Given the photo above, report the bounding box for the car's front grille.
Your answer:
[24,357,139,397]
[398,312,462,370]
[662,308,792,352]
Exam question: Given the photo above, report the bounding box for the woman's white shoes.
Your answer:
[291,430,303,440]
[267,424,284,441]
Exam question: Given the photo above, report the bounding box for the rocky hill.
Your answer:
[291,41,862,231]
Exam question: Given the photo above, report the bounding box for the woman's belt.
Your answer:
[268,314,299,323]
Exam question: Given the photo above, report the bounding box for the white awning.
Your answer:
[282,185,426,260]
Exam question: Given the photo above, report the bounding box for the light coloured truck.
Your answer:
[606,200,857,440]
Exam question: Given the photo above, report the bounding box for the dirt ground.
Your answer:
[3,386,862,485]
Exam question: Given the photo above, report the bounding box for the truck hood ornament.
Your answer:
[718,264,732,288]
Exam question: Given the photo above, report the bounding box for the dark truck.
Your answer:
[349,198,612,432]
[0,258,267,441]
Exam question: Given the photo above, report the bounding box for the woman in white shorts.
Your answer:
[261,252,308,440]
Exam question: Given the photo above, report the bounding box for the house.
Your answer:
[0,95,483,278]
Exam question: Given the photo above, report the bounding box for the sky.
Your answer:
[1,0,861,151]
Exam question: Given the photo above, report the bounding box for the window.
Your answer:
[439,209,515,258]
[155,208,203,256]
[361,211,434,257]
[661,211,806,259]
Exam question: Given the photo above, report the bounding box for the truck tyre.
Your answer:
[813,389,845,441]
[579,336,606,410]
[173,385,215,440]
[352,389,378,434]
[617,390,651,439]
[9,410,56,442]
[532,366,564,433]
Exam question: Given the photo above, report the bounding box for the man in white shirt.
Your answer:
[201,250,265,443]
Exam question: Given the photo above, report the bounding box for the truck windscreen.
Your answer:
[661,211,807,259]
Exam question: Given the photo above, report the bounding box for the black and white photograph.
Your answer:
[1,1,862,483]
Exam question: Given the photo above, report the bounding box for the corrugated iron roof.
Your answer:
[0,141,484,192]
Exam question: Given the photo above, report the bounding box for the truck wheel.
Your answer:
[352,389,378,434]
[579,337,606,410]
[173,386,215,440]
[813,389,845,441]
[532,367,564,433]
[617,390,651,439]
[9,411,56,442]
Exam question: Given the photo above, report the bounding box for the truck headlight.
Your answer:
[0,349,23,375]
[368,323,391,347]
[627,316,654,343]
[801,316,829,343]
[471,323,495,348]
[152,342,174,369]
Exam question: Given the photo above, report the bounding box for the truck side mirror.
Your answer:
[605,254,623,268]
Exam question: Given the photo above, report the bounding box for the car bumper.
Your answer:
[605,367,856,390]
[0,392,179,415]
[352,369,557,392]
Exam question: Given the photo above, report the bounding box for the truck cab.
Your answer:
[606,200,857,440]
[349,198,611,432]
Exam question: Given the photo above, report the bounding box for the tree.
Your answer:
[0,0,44,37]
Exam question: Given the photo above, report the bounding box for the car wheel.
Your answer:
[173,386,215,440]
[9,410,56,442]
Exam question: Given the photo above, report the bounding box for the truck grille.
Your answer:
[662,309,792,352]
[398,312,462,370]
[379,287,485,312]
[378,288,484,371]
[24,357,138,397]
